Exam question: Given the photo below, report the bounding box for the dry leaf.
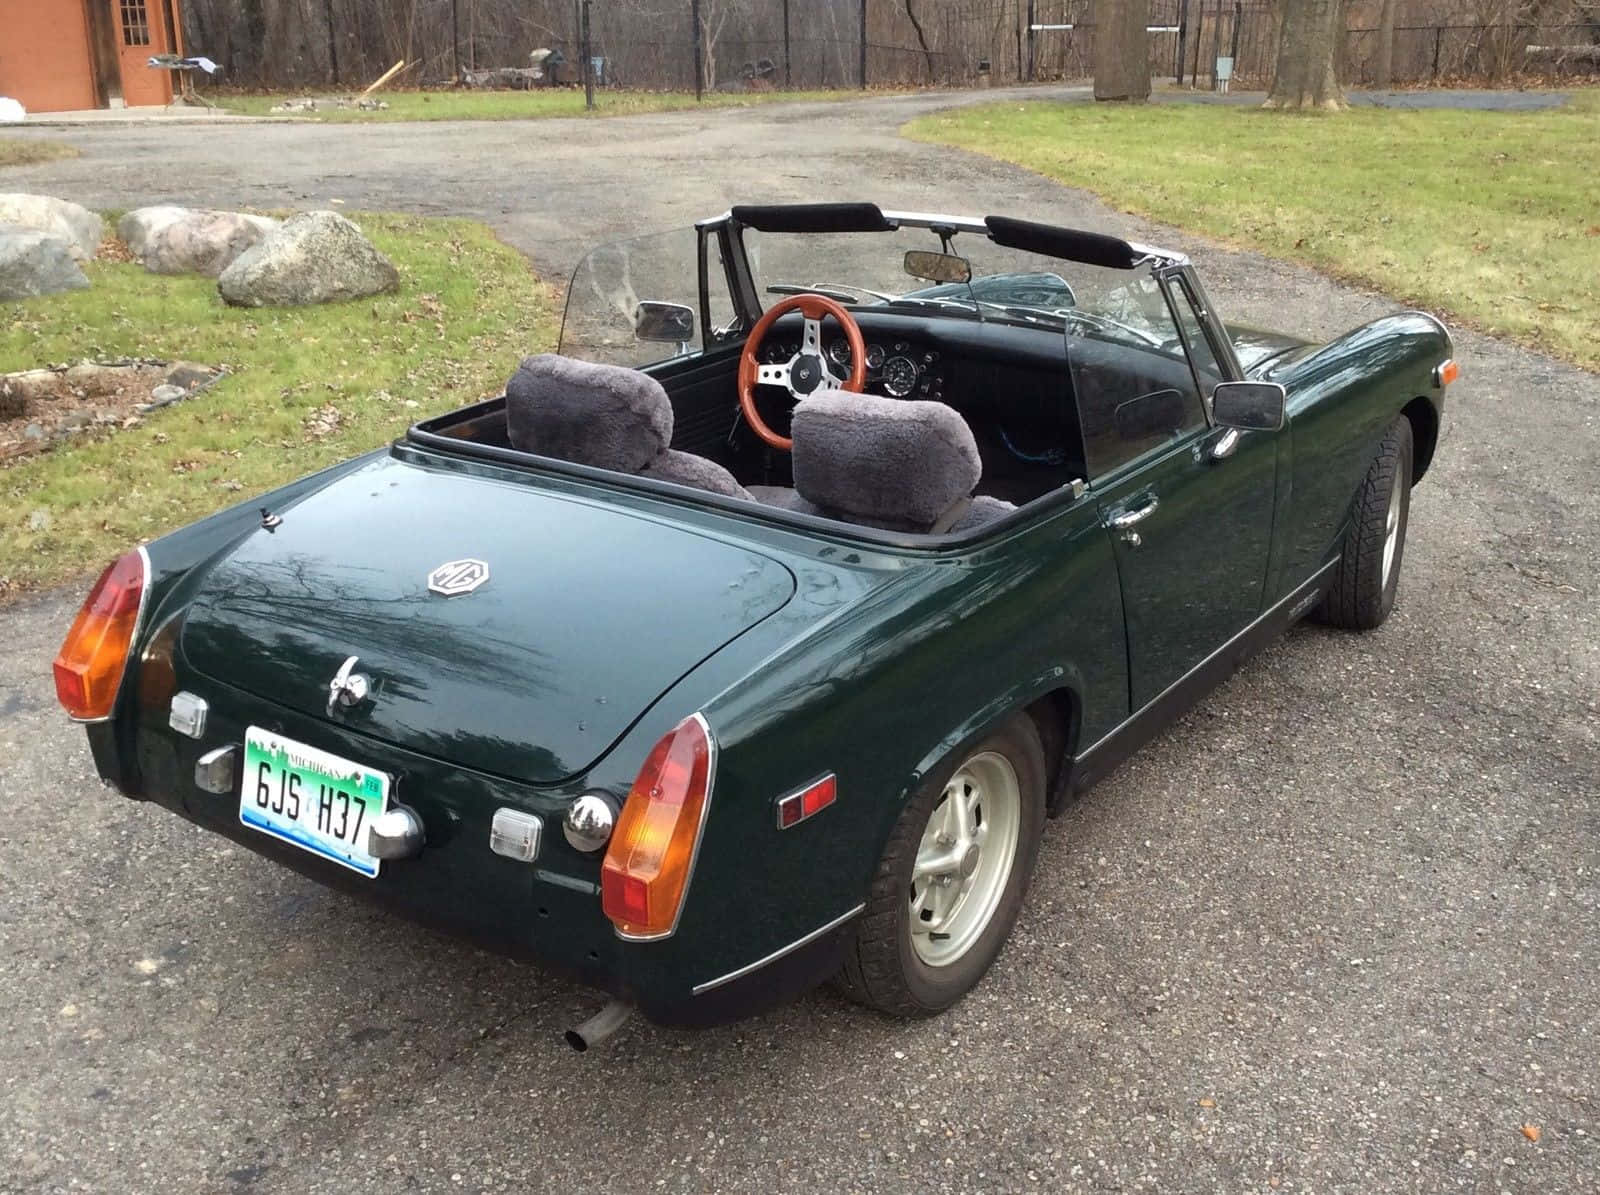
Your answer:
[1521,1124,1541,1142]
[1198,1098,1216,1108]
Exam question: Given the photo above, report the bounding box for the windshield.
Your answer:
[744,226,1178,353]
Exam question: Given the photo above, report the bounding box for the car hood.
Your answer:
[1226,324,1319,376]
[180,453,796,785]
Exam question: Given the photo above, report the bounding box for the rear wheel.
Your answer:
[1318,415,1414,630]
[836,714,1046,1017]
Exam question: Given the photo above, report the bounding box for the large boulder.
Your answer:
[0,194,102,262]
[217,211,399,307]
[0,225,90,300]
[119,206,279,277]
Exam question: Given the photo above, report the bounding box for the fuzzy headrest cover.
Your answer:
[791,390,982,529]
[505,353,672,473]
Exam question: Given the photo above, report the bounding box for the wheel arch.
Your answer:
[1401,395,1439,483]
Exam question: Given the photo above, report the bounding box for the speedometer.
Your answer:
[881,355,918,398]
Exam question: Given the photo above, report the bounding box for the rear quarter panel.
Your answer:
[1267,312,1449,602]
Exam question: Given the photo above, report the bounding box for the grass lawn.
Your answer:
[221,86,879,122]
[0,138,79,168]
[1,214,555,598]
[906,91,1600,371]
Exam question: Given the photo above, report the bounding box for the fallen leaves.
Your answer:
[1521,1123,1541,1143]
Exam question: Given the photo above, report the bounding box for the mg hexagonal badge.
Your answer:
[427,558,489,596]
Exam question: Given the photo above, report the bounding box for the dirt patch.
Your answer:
[1,359,223,465]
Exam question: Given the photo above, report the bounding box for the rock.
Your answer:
[0,194,102,262]
[218,211,399,308]
[0,98,24,124]
[164,361,217,390]
[62,410,93,429]
[0,225,90,300]
[120,206,278,277]
[116,206,188,257]
[148,383,186,404]
[28,509,51,532]
[23,423,46,440]
[63,362,130,397]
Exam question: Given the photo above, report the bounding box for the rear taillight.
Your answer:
[53,550,146,720]
[600,714,714,939]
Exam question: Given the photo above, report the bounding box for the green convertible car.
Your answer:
[54,204,1453,1045]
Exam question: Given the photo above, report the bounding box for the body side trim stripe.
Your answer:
[692,903,867,995]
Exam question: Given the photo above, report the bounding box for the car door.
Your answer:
[1075,275,1279,711]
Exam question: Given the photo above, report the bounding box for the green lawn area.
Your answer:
[1,214,554,597]
[906,92,1600,371]
[221,86,874,122]
[0,138,79,168]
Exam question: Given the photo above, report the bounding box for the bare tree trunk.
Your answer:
[1094,0,1152,101]
[904,1,937,80]
[1263,0,1345,109]
[1374,0,1396,87]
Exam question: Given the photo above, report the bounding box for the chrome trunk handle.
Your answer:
[1107,496,1159,529]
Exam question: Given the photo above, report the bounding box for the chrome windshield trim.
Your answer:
[691,903,867,995]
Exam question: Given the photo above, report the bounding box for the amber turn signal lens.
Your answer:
[53,550,146,720]
[1435,359,1460,386]
[600,715,713,939]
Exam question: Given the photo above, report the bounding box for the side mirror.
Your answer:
[634,301,696,348]
[904,250,972,285]
[1212,381,1286,431]
[1114,388,1187,442]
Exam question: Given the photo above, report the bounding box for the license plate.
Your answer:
[240,727,390,878]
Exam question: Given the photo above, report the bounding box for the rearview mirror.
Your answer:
[1212,381,1286,431]
[633,301,696,347]
[904,250,972,285]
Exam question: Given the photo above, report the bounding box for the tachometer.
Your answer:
[866,343,886,370]
[828,339,852,368]
[881,355,918,398]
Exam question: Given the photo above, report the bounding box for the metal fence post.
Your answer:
[782,0,792,88]
[1176,0,1189,83]
[581,0,594,108]
[859,0,868,88]
[1026,0,1036,81]
[692,0,704,99]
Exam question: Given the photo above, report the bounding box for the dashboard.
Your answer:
[757,334,946,401]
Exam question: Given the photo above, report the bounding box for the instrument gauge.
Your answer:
[828,339,852,368]
[881,355,919,398]
[866,344,886,370]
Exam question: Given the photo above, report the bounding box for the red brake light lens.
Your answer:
[600,715,713,938]
[53,551,146,720]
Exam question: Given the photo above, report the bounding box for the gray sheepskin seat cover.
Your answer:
[505,354,747,498]
[790,389,1013,532]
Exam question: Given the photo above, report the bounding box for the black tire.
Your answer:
[835,713,1047,1017]
[1318,415,1414,631]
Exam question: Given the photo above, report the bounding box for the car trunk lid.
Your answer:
[180,454,795,785]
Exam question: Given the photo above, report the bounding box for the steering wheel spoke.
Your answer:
[755,361,792,389]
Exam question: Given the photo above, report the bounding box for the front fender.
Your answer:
[1268,311,1449,600]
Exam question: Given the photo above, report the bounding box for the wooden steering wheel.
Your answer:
[737,293,868,451]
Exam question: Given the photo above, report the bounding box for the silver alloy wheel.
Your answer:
[908,751,1022,967]
[1382,465,1404,587]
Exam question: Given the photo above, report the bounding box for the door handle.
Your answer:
[1106,496,1158,547]
[1107,496,1159,530]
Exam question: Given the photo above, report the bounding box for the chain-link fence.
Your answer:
[181,0,1600,93]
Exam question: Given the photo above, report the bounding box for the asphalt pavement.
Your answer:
[1,85,1597,1194]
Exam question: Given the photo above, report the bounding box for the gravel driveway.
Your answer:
[2,87,1597,1194]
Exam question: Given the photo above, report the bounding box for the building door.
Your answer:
[0,0,99,113]
[112,0,174,107]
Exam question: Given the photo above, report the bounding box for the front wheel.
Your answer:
[1318,415,1414,630]
[836,713,1046,1017]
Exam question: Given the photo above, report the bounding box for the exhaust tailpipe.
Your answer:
[564,999,632,1052]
